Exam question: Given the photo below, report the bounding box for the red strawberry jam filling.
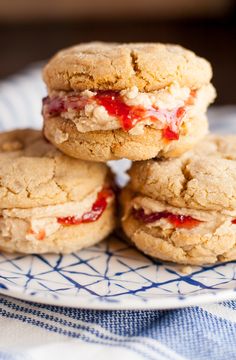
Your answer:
[132,208,201,229]
[57,188,113,226]
[43,89,196,141]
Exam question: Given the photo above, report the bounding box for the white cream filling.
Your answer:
[129,195,236,233]
[0,187,112,242]
[54,82,216,136]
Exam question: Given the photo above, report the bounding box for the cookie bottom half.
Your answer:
[122,214,236,265]
[121,189,236,266]
[0,205,116,254]
[43,115,208,162]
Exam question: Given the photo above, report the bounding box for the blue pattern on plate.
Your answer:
[0,237,236,309]
[0,65,236,309]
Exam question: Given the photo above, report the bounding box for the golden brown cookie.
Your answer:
[121,135,236,265]
[43,114,208,161]
[43,42,212,92]
[42,42,215,162]
[0,129,116,254]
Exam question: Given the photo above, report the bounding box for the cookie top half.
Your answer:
[43,42,212,92]
[128,135,236,212]
[0,129,109,208]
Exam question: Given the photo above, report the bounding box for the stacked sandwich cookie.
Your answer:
[121,136,236,265]
[0,129,115,254]
[42,42,215,162]
[2,42,229,266]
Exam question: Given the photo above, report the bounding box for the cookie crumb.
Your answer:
[180,265,193,274]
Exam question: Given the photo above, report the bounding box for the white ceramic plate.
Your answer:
[1,237,236,310]
[0,65,236,309]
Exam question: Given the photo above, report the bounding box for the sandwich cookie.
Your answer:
[0,129,115,254]
[121,135,236,265]
[42,42,215,162]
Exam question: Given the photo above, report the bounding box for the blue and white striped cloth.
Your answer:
[1,295,236,360]
[0,65,236,360]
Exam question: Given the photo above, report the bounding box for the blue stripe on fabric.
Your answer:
[0,298,165,360]
[0,310,158,360]
[0,296,180,360]
[2,296,236,360]
[14,301,236,359]
[221,301,236,310]
[1,64,236,360]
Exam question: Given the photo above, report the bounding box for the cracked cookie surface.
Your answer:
[42,42,214,162]
[121,136,236,265]
[129,135,236,211]
[0,129,109,208]
[43,42,212,92]
[0,129,116,254]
